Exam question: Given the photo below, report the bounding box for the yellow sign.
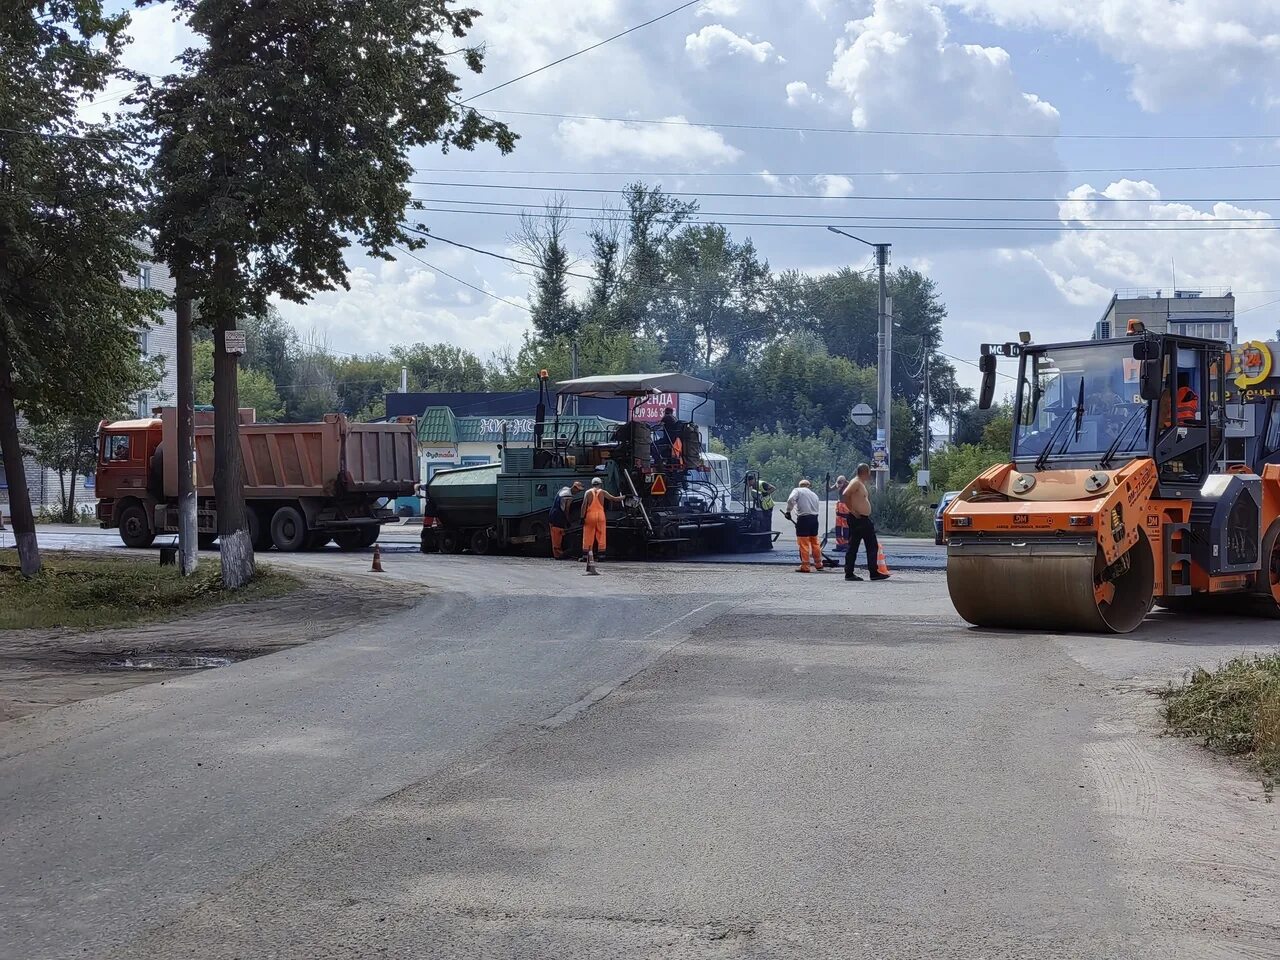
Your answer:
[650,474,667,496]
[1231,340,1273,388]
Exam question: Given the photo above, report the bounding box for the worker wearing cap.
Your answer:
[784,478,823,573]
[580,476,624,562]
[548,481,583,559]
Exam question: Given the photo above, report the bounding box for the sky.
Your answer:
[100,0,1280,391]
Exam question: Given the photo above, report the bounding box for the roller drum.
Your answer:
[947,533,1153,634]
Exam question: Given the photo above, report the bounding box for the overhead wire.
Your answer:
[392,245,532,313]
[460,0,701,103]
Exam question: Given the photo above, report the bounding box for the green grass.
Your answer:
[1162,654,1280,793]
[0,550,300,630]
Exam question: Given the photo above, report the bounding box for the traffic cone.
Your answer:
[371,544,384,573]
[584,548,600,576]
[876,545,891,577]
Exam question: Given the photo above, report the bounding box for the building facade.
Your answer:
[1092,287,1236,342]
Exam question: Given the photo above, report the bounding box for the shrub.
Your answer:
[872,483,932,536]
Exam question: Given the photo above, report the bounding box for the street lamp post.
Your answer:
[827,226,892,490]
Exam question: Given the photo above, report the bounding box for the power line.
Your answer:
[402,226,598,281]
[409,195,1280,225]
[392,245,532,313]
[410,160,1280,178]
[461,0,701,103]
[467,106,1280,142]
[409,205,1280,232]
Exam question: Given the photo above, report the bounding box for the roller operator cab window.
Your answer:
[105,435,132,461]
[1013,342,1148,465]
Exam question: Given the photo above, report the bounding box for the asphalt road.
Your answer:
[1,553,1276,958]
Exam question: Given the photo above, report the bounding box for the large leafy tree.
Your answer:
[144,0,514,587]
[193,341,284,422]
[25,414,105,524]
[0,3,161,575]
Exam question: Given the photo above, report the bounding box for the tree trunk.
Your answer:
[57,468,68,523]
[0,360,40,576]
[175,277,198,576]
[211,245,253,588]
[66,468,78,523]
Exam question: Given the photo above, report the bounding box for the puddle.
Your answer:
[101,654,237,671]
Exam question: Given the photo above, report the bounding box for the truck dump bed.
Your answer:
[161,409,418,500]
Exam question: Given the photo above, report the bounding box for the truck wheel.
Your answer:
[270,505,308,552]
[246,508,269,551]
[304,532,331,551]
[333,530,364,551]
[470,529,494,556]
[198,533,218,551]
[118,503,155,549]
[357,525,380,548]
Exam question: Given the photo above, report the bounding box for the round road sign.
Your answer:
[850,402,874,427]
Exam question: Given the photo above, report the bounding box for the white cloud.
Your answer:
[685,25,777,67]
[812,174,856,197]
[948,1,1280,110]
[1020,179,1280,309]
[827,0,1059,135]
[556,116,742,165]
[697,0,741,15]
[276,256,530,357]
[121,2,199,77]
[785,80,822,107]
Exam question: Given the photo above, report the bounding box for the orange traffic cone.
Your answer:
[876,545,891,577]
[371,544,384,573]
[584,548,600,576]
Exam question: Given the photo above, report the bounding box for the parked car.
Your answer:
[931,491,961,545]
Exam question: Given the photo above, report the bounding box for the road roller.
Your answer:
[944,328,1280,633]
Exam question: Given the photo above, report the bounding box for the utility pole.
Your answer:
[921,342,931,477]
[828,227,892,490]
[175,283,197,576]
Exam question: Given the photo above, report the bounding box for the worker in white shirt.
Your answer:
[784,478,824,573]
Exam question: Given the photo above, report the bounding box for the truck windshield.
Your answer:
[1013,342,1148,465]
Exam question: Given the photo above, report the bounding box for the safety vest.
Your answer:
[755,482,775,509]
[1177,386,1199,423]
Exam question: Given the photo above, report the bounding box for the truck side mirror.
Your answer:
[1139,359,1162,401]
[1132,340,1159,361]
[978,354,996,410]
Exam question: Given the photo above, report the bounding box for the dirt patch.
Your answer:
[0,571,426,724]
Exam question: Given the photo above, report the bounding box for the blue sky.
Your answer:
[103,1,1280,389]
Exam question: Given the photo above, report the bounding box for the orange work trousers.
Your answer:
[797,536,823,571]
[582,511,607,556]
[551,525,566,559]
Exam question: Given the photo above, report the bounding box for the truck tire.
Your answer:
[247,508,273,552]
[118,503,155,549]
[198,533,218,551]
[334,527,380,551]
[304,532,331,551]
[270,505,308,552]
[470,529,495,556]
[357,525,380,548]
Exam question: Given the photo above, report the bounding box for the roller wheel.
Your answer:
[1245,520,1280,618]
[948,530,1154,634]
[470,529,494,556]
[118,503,155,548]
[439,531,463,554]
[270,505,308,552]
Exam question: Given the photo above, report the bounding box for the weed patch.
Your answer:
[0,550,298,630]
[1162,654,1280,794]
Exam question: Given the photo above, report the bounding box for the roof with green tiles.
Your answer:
[417,406,620,445]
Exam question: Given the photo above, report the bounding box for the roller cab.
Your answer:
[946,331,1280,633]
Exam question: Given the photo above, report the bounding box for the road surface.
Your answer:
[1,552,1276,958]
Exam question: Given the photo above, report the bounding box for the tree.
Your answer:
[193,341,284,421]
[654,224,770,370]
[242,305,298,388]
[145,0,514,587]
[25,415,102,524]
[615,183,697,332]
[486,322,667,390]
[513,198,579,337]
[0,4,162,575]
[391,342,489,392]
[286,334,340,422]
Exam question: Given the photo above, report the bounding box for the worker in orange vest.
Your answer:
[580,476,624,562]
[831,475,850,552]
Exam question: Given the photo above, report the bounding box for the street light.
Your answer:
[828,225,893,489]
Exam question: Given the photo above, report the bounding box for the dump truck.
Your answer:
[96,407,419,551]
[420,372,774,558]
[944,328,1280,633]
